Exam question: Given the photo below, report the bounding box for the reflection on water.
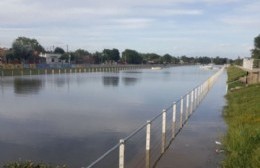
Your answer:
[14,78,43,95]
[0,66,216,167]
[102,76,119,87]
[122,77,139,86]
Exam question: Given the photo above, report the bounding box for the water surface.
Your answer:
[0,66,215,167]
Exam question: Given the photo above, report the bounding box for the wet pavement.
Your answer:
[156,72,227,168]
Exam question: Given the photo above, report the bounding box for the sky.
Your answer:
[0,0,259,58]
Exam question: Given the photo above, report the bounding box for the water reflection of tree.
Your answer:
[102,76,119,87]
[122,77,139,86]
[14,78,43,94]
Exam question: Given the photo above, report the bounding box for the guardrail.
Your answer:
[86,67,225,168]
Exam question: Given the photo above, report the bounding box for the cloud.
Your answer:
[112,18,154,29]
[221,16,260,27]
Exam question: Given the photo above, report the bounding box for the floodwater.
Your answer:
[156,71,227,168]
[0,66,216,167]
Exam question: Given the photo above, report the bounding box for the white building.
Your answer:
[243,58,254,70]
[40,53,62,64]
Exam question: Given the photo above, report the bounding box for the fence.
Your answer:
[0,65,157,77]
[86,67,225,168]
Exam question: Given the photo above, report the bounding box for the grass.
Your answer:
[3,161,67,168]
[223,66,260,168]
[226,66,248,90]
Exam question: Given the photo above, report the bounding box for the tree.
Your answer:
[254,34,260,49]
[12,37,45,63]
[102,48,120,63]
[122,49,143,64]
[213,56,227,65]
[54,47,65,54]
[162,54,172,64]
[171,56,180,64]
[73,49,91,64]
[92,51,102,64]
[197,57,211,64]
[252,34,260,59]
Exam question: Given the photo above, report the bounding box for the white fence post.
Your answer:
[180,97,183,128]
[197,85,203,106]
[161,109,166,154]
[226,84,228,93]
[119,139,125,168]
[194,88,197,107]
[186,94,189,121]
[146,121,151,168]
[172,102,176,139]
[191,90,194,115]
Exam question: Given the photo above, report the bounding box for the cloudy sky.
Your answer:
[0,0,259,58]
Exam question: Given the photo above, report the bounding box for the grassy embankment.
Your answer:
[223,66,260,167]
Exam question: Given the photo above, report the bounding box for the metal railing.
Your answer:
[86,67,225,168]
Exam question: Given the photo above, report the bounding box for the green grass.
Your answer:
[227,66,247,83]
[223,66,260,168]
[3,161,67,168]
[227,66,247,90]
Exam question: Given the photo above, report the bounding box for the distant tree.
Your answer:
[54,47,65,54]
[59,53,70,63]
[12,37,45,63]
[92,51,103,64]
[111,48,120,62]
[73,49,91,64]
[102,48,120,63]
[213,56,227,65]
[162,54,172,64]
[122,49,143,64]
[171,56,180,64]
[197,57,211,64]
[142,53,161,64]
[5,49,16,63]
[180,55,190,63]
[233,56,243,66]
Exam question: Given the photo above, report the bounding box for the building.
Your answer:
[243,58,254,70]
[40,53,63,64]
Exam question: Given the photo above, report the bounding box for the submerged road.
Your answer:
[156,72,227,168]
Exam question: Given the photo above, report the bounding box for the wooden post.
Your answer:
[119,139,125,168]
[161,109,166,154]
[172,102,176,139]
[146,121,151,168]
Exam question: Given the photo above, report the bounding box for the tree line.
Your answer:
[3,36,229,65]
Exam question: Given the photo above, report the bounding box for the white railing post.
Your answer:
[199,85,202,103]
[180,97,183,128]
[226,84,228,93]
[119,139,125,168]
[191,90,194,115]
[161,109,166,154]
[186,93,189,121]
[172,102,176,139]
[146,121,151,168]
[194,88,198,108]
